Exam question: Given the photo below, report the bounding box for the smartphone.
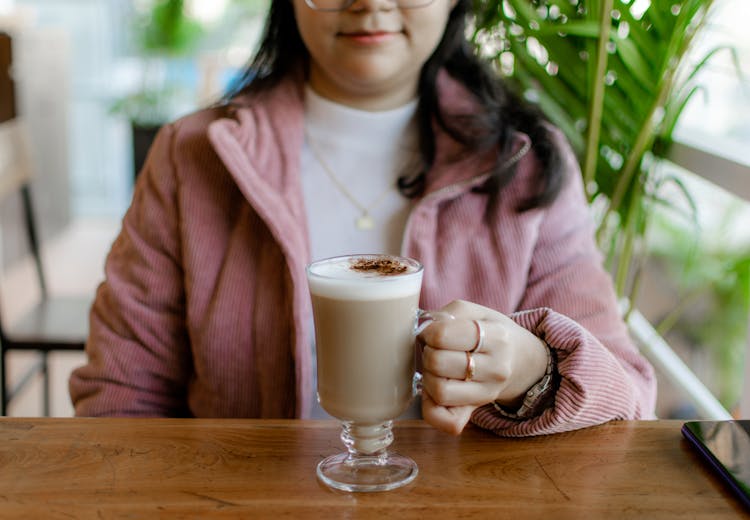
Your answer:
[682,420,750,509]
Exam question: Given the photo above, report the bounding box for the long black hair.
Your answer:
[224,0,563,212]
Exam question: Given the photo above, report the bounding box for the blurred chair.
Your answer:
[0,117,89,416]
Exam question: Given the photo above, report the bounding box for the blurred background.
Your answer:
[0,0,748,419]
[0,0,269,416]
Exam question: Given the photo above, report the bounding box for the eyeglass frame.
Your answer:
[303,0,437,12]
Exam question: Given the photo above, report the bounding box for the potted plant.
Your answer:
[646,204,750,411]
[471,0,750,418]
[111,0,204,177]
[470,0,720,306]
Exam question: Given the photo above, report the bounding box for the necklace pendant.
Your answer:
[356,214,375,230]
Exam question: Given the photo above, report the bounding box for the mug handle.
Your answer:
[415,309,455,335]
[413,310,455,396]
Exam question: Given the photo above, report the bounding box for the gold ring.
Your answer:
[464,351,475,382]
[470,319,485,354]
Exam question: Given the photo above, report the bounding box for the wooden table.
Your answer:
[0,419,746,518]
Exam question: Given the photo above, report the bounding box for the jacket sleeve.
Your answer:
[472,134,657,436]
[69,123,192,417]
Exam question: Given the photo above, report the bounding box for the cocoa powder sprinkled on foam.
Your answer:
[349,257,408,276]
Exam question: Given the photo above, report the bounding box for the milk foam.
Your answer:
[307,255,423,300]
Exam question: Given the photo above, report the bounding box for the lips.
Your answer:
[338,30,400,44]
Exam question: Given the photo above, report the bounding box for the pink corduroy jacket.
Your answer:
[69,72,657,435]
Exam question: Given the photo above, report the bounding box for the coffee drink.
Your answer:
[307,255,423,424]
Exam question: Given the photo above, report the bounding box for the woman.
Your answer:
[69,0,656,435]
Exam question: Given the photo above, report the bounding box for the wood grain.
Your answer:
[0,419,745,518]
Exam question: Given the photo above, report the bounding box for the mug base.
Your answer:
[316,452,418,492]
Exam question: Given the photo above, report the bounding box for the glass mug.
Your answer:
[306,254,449,492]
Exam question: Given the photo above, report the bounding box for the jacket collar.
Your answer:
[421,70,531,198]
[206,70,531,211]
[207,76,315,418]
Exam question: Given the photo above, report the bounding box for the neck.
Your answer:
[308,70,418,112]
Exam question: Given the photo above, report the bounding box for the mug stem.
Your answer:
[341,421,394,457]
[317,420,419,492]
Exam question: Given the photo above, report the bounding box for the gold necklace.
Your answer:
[305,132,396,231]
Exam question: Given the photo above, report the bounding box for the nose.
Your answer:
[348,0,398,12]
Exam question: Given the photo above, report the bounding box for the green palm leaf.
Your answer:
[471,0,718,301]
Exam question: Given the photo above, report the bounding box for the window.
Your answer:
[675,0,750,167]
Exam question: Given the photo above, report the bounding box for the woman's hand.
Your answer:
[418,300,549,435]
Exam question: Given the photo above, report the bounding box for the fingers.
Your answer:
[419,299,509,352]
[420,318,479,352]
[417,300,519,436]
[421,370,497,407]
[421,392,476,436]
[423,346,487,381]
[439,299,505,322]
[420,316,509,353]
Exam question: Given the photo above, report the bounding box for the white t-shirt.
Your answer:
[301,86,422,419]
[301,85,418,262]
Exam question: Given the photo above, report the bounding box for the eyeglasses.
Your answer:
[304,0,436,12]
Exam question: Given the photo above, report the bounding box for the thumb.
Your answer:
[422,392,476,436]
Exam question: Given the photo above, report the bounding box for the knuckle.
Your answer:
[422,373,438,395]
[430,381,451,404]
[497,324,510,343]
[491,358,512,383]
[443,299,468,314]
[422,348,438,372]
[424,321,450,346]
[447,420,464,436]
[434,353,453,375]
